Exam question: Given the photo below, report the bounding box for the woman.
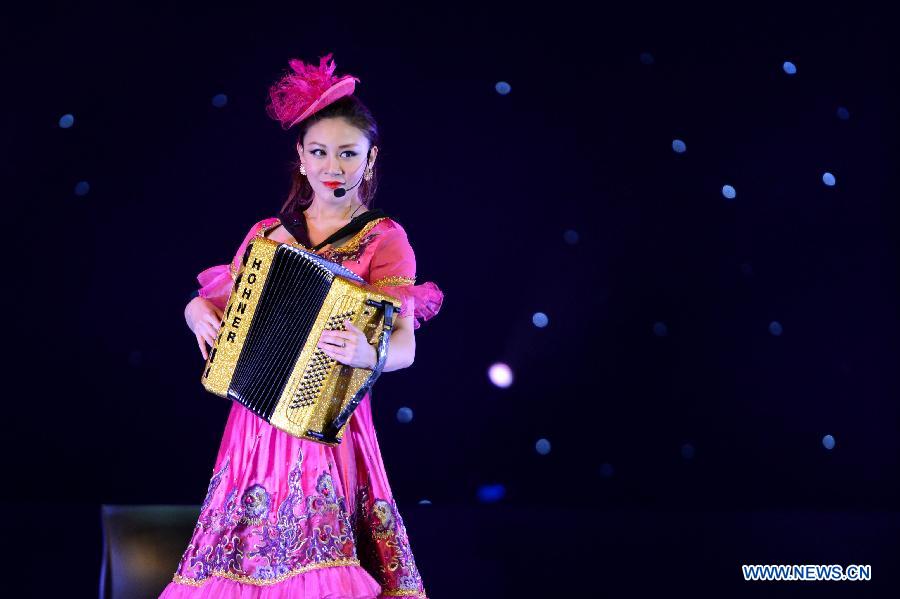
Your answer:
[159,54,443,599]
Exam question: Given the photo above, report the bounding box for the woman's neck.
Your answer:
[305,195,365,222]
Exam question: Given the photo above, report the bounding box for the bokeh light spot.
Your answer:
[396,407,413,423]
[477,483,506,503]
[488,363,513,388]
[75,181,91,196]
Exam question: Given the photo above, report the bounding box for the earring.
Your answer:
[364,167,374,181]
[299,163,307,176]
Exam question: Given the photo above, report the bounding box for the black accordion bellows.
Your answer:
[202,238,401,445]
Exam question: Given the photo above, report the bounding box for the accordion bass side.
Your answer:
[201,237,402,446]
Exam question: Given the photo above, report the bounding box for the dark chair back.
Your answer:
[99,505,199,599]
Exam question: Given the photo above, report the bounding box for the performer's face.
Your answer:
[297,117,376,204]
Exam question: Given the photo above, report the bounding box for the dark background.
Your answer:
[3,2,898,597]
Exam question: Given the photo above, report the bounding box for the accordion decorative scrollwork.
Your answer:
[201,237,401,446]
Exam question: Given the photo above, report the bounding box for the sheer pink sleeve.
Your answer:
[196,218,279,311]
[368,224,444,330]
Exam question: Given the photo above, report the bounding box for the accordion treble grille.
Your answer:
[228,245,332,420]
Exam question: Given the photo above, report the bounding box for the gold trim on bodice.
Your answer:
[258,217,387,254]
[372,275,417,286]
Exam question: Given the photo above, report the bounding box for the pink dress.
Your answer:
[159,215,444,599]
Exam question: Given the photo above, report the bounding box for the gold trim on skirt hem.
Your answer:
[172,558,362,587]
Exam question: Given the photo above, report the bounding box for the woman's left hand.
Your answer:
[317,319,377,369]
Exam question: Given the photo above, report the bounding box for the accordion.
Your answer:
[201,237,402,446]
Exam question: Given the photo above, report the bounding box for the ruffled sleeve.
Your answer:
[196,217,280,311]
[368,222,444,330]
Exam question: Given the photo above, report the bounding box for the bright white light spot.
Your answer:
[488,362,513,388]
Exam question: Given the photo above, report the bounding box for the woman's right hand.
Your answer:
[185,296,224,360]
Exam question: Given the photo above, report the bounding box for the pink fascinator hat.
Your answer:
[266,53,360,129]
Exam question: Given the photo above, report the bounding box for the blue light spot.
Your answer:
[822,434,835,450]
[532,312,549,328]
[212,93,228,108]
[722,185,736,200]
[672,139,687,153]
[418,499,432,505]
[535,438,551,455]
[640,52,655,65]
[769,321,783,336]
[652,321,668,337]
[681,443,695,459]
[740,262,753,276]
[477,483,506,503]
[563,229,579,245]
[783,61,797,75]
[495,81,511,95]
[396,407,413,423]
[58,113,75,128]
[599,463,614,477]
[822,172,836,186]
[74,181,91,196]
[836,106,850,120]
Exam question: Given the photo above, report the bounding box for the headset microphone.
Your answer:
[334,158,371,198]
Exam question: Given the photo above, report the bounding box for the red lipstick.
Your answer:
[323,181,343,189]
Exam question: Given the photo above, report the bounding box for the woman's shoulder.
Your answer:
[371,215,408,238]
[254,216,282,232]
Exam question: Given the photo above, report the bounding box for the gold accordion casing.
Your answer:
[201,237,401,446]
